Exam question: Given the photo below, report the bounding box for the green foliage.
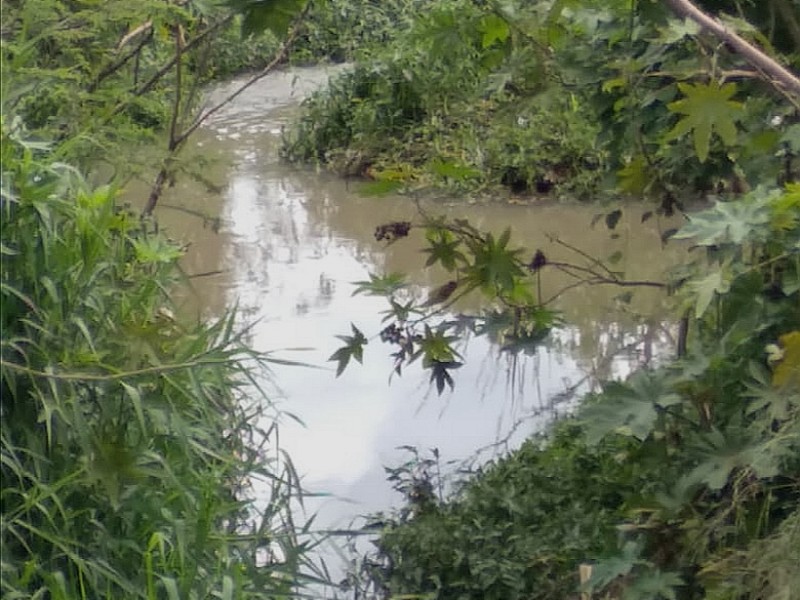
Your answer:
[284,0,798,199]
[342,425,654,600]
[228,0,308,38]
[198,17,281,79]
[0,119,312,598]
[664,82,744,164]
[289,0,431,64]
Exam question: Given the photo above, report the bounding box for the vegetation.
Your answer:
[2,0,799,599]
[1,1,320,598]
[308,2,800,599]
[283,0,800,200]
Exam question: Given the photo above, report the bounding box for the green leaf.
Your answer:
[657,18,700,44]
[689,268,730,318]
[358,179,404,197]
[672,197,772,246]
[625,569,684,600]
[479,14,510,48]
[329,324,368,377]
[422,229,467,271]
[430,159,481,180]
[665,82,743,162]
[467,229,524,295]
[580,371,680,445]
[352,272,407,297]
[228,0,307,38]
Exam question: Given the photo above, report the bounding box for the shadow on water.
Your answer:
[125,65,689,592]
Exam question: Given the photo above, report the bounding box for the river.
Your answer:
[136,65,688,593]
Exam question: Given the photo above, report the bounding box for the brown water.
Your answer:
[128,66,688,586]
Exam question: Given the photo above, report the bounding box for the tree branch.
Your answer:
[661,0,800,97]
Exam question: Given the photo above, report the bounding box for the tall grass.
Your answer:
[0,118,314,598]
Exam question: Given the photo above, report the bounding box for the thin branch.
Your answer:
[130,14,234,101]
[174,3,312,147]
[142,6,311,216]
[88,27,153,93]
[548,235,619,279]
[116,20,153,50]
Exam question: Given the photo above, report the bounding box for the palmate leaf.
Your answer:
[688,267,731,319]
[672,196,772,246]
[479,13,510,48]
[422,229,466,272]
[580,371,682,445]
[468,228,524,295]
[680,424,794,491]
[328,324,367,377]
[625,569,684,600]
[352,272,407,297]
[665,82,744,162]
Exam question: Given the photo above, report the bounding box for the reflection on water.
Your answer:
[139,66,688,586]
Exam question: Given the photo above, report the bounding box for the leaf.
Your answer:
[352,272,407,297]
[657,18,700,44]
[617,156,651,195]
[580,371,679,445]
[625,569,684,600]
[467,230,524,295]
[672,197,771,246]
[587,542,643,591]
[328,324,368,377]
[227,0,307,38]
[665,82,744,162]
[359,179,404,197]
[605,209,622,230]
[422,229,467,271]
[428,360,462,395]
[773,331,800,390]
[780,123,800,153]
[689,268,730,318]
[430,159,481,180]
[479,13,510,48]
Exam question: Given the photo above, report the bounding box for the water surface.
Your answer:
[133,65,688,585]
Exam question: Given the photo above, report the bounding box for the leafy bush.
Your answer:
[283,0,798,199]
[0,120,310,598]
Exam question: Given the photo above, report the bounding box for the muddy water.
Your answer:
[138,66,687,583]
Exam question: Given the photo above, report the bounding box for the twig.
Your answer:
[174,3,312,147]
[142,6,311,216]
[88,27,153,93]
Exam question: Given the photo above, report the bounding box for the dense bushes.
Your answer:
[0,118,309,599]
[283,0,799,200]
[352,425,650,600]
